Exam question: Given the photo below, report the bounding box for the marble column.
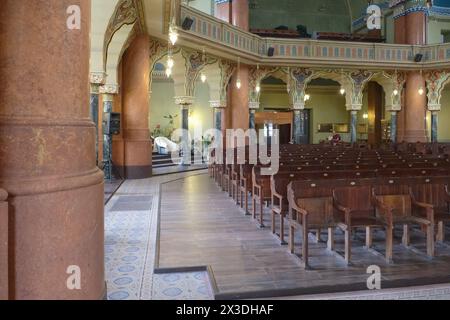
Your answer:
[350,111,358,143]
[403,10,427,142]
[293,110,302,144]
[431,111,438,143]
[101,92,114,180]
[0,0,104,299]
[122,35,152,179]
[230,0,249,131]
[393,10,406,141]
[404,71,427,142]
[90,73,106,165]
[215,109,222,131]
[182,106,190,165]
[90,89,100,163]
[210,101,223,131]
[390,111,398,143]
[249,102,259,130]
[231,0,249,31]
[175,97,194,165]
[215,0,232,23]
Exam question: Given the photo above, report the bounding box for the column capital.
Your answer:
[428,103,441,112]
[209,100,226,109]
[386,104,402,112]
[249,101,260,110]
[90,72,107,85]
[293,102,305,110]
[174,96,195,106]
[346,104,362,111]
[99,84,119,95]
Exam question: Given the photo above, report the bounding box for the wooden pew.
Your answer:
[372,183,433,262]
[271,173,303,244]
[333,184,387,265]
[410,183,450,255]
[287,181,335,269]
[239,163,253,215]
[0,189,8,300]
[252,166,272,227]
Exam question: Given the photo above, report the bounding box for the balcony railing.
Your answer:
[179,4,450,68]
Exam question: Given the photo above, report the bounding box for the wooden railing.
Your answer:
[179,4,450,68]
[0,189,8,300]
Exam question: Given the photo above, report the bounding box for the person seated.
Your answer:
[328,131,341,145]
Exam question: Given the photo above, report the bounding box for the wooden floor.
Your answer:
[157,173,450,299]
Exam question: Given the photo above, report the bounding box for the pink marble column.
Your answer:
[403,11,427,142]
[0,0,105,299]
[232,0,249,31]
[121,35,152,178]
[215,1,232,23]
[394,15,406,141]
[229,0,250,130]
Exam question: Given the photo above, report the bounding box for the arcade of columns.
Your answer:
[1,0,450,300]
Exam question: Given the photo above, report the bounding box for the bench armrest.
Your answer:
[253,183,261,197]
[372,196,394,225]
[332,191,351,226]
[272,191,283,206]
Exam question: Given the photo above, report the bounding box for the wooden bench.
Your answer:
[333,185,387,265]
[252,166,272,227]
[410,183,450,255]
[239,163,253,215]
[372,184,433,262]
[287,182,335,269]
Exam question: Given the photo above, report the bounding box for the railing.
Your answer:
[180,4,450,67]
[0,189,8,300]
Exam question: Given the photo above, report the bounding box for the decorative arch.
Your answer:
[425,70,450,111]
[248,66,281,108]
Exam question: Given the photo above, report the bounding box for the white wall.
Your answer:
[149,79,214,140]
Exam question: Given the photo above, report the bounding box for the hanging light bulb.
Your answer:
[256,83,261,93]
[304,94,310,101]
[393,89,399,96]
[236,78,242,89]
[165,67,172,78]
[169,25,178,45]
[236,57,241,89]
[418,87,424,95]
[167,56,174,69]
[340,87,345,95]
[201,73,207,83]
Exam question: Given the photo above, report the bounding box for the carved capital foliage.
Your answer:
[90,72,107,85]
[346,104,363,111]
[289,68,314,107]
[218,59,236,105]
[209,100,226,109]
[99,84,120,95]
[425,70,450,109]
[348,70,373,105]
[174,96,195,106]
[248,66,278,102]
[182,49,217,96]
[249,101,260,110]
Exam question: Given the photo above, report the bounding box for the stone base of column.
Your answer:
[122,140,152,179]
[6,171,105,299]
[116,165,152,179]
[403,129,427,143]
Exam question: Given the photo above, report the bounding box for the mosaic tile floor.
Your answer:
[104,171,214,300]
